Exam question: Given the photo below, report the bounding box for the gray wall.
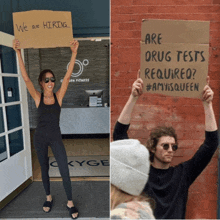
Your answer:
[24,40,109,129]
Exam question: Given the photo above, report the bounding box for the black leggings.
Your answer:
[34,130,72,201]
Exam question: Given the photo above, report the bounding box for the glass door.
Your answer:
[0,31,32,202]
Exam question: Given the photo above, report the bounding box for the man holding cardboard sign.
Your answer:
[113,74,218,219]
[112,19,218,219]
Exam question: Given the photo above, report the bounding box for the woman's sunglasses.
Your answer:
[162,143,178,151]
[44,77,56,83]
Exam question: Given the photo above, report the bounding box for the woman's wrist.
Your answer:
[16,50,22,56]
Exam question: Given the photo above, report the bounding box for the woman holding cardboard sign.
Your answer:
[13,39,79,219]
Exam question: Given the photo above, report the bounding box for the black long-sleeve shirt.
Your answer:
[113,121,219,219]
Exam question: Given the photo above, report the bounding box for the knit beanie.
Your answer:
[110,139,150,196]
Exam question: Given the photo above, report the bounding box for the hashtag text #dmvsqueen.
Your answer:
[146,82,199,92]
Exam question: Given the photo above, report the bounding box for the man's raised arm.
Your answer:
[113,71,144,140]
[202,77,218,132]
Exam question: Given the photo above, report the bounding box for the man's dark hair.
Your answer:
[146,126,178,162]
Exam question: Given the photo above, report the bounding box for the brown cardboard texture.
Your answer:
[13,10,73,49]
[141,19,210,98]
[141,19,209,44]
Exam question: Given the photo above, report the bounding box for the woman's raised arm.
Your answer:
[13,39,40,106]
[56,40,79,106]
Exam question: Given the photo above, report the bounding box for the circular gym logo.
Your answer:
[67,59,89,78]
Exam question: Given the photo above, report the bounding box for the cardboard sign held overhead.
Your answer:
[13,10,73,49]
[140,19,210,98]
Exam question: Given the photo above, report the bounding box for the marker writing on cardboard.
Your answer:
[145,82,199,92]
[144,33,205,62]
[15,22,28,32]
[145,50,205,62]
[176,51,205,62]
[145,51,172,62]
[145,68,197,80]
[43,21,70,29]
[32,24,40,29]
[145,33,162,44]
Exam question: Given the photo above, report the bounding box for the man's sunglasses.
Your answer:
[162,143,178,151]
[44,77,56,83]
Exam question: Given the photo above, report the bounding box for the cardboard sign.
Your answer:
[140,19,210,98]
[13,10,73,49]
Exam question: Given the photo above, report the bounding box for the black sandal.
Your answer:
[43,200,53,213]
[67,205,79,219]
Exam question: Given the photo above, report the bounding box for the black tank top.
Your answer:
[36,93,61,131]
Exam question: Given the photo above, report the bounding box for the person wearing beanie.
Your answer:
[113,72,218,219]
[110,139,155,219]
